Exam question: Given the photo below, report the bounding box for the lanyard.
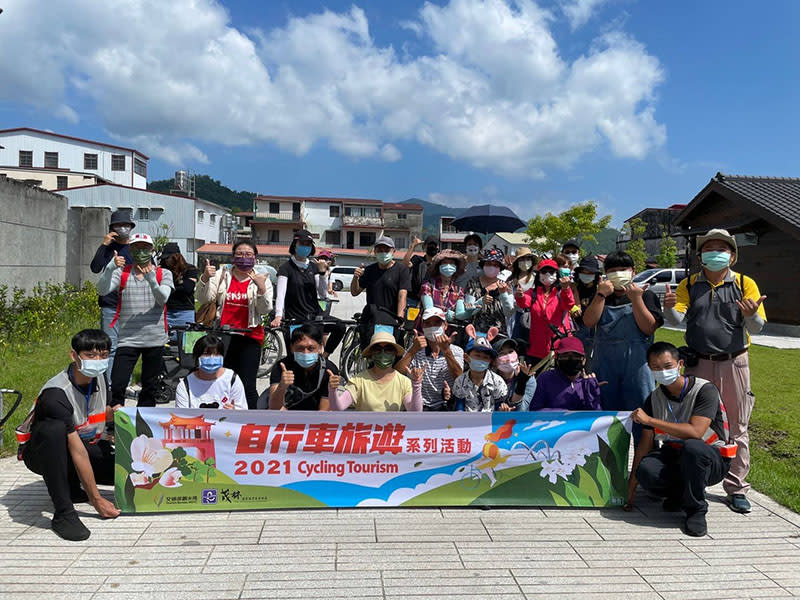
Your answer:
[665,377,689,423]
[68,365,96,416]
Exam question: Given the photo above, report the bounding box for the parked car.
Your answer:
[330,266,358,292]
[633,268,691,303]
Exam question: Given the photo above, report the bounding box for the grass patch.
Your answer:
[656,328,800,513]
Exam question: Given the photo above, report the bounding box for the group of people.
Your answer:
[18,212,767,542]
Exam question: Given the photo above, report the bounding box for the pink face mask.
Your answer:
[496,352,519,373]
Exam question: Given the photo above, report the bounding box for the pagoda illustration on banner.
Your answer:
[158,414,217,462]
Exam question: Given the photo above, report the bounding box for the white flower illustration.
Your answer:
[130,435,173,476]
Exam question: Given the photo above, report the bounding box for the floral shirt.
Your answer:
[452,369,508,412]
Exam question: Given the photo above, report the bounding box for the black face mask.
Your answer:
[557,357,583,377]
[426,246,438,257]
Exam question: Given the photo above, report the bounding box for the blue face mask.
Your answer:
[559,267,572,278]
[294,352,319,368]
[199,355,224,373]
[701,251,731,272]
[295,245,312,258]
[469,358,490,372]
[439,263,457,278]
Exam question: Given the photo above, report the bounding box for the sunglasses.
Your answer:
[371,345,397,353]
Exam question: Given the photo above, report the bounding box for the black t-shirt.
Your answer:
[278,260,321,321]
[33,387,79,434]
[642,377,726,441]
[408,255,430,299]
[269,356,338,410]
[358,262,411,312]
[167,267,199,311]
[604,289,664,327]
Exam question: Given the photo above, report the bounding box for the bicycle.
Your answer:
[0,389,23,452]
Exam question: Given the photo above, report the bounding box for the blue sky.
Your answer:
[1,0,797,225]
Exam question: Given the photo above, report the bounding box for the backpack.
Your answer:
[109,265,166,330]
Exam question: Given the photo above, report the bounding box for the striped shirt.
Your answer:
[98,261,174,348]
[409,345,464,410]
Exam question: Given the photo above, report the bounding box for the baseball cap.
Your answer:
[553,336,585,356]
[129,233,154,246]
[375,235,395,249]
[465,336,497,357]
[421,307,446,322]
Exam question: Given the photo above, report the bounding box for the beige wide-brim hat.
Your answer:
[513,246,534,263]
[697,228,738,266]
[363,331,405,357]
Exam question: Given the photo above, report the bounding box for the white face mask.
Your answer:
[578,273,595,285]
[518,259,533,272]
[565,252,579,263]
[653,367,680,386]
[483,265,500,278]
[540,272,557,286]
[78,358,109,378]
[606,269,633,290]
[423,325,445,341]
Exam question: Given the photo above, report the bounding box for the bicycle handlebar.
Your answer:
[169,323,252,334]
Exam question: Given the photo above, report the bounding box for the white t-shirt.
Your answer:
[174,368,248,410]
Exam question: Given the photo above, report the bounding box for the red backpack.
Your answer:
[109,265,167,331]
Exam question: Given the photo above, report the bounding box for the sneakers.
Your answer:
[52,512,91,541]
[728,493,752,513]
[662,497,682,513]
[683,512,707,537]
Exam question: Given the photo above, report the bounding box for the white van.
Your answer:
[633,268,691,303]
[330,266,358,292]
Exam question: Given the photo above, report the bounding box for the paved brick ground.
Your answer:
[2,453,800,600]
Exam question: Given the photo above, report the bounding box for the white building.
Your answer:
[60,183,229,265]
[485,232,532,257]
[0,127,148,191]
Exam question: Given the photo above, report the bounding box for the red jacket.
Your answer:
[516,285,575,358]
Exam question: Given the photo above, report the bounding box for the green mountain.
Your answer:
[401,197,459,237]
[148,175,256,213]
[581,227,621,255]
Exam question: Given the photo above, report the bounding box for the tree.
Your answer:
[656,227,678,268]
[525,201,612,256]
[623,217,648,273]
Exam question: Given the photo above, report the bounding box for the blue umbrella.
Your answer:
[449,204,526,234]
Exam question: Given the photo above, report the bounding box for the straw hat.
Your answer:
[363,331,404,357]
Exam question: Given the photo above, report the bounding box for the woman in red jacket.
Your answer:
[515,258,575,366]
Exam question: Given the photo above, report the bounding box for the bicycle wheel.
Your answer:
[258,329,286,378]
[341,344,368,382]
[340,325,356,355]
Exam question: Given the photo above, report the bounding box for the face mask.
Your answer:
[294,352,319,368]
[578,273,596,285]
[113,225,131,239]
[198,355,224,373]
[423,325,445,341]
[483,265,500,278]
[518,259,533,272]
[233,255,256,271]
[372,351,396,369]
[606,269,633,290]
[700,251,731,272]
[78,358,109,378]
[426,246,438,257]
[376,252,394,265]
[557,357,584,377]
[131,249,152,266]
[653,367,680,386]
[466,245,480,256]
[469,358,490,372]
[295,245,312,258]
[540,272,557,286]
[565,252,579,263]
[559,267,572,278]
[439,263,457,278]
[496,352,519,374]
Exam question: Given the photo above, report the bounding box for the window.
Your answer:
[396,213,407,220]
[394,236,408,249]
[268,230,280,243]
[44,152,59,169]
[269,202,280,214]
[329,205,340,218]
[324,230,341,245]
[84,153,98,170]
[210,214,216,225]
[292,202,301,217]
[134,158,147,177]
[19,150,33,168]
[197,210,204,224]
[56,176,68,190]
[138,207,150,221]
[359,232,376,247]
[111,155,126,171]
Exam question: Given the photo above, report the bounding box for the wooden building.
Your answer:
[673,173,800,326]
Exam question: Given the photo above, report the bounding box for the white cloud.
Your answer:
[0,0,665,175]
[560,0,608,30]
